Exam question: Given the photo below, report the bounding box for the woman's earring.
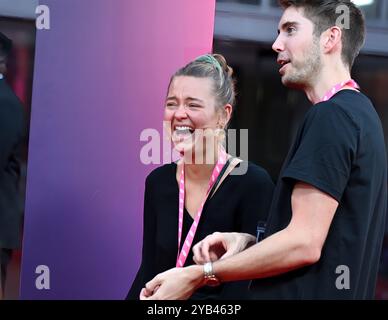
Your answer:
[216,126,226,142]
[217,121,225,129]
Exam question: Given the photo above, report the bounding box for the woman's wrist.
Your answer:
[186,264,207,289]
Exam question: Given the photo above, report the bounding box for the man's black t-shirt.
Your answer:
[250,90,387,299]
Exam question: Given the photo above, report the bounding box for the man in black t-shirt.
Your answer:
[140,0,387,300]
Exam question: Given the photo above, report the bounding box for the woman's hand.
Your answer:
[139,265,203,300]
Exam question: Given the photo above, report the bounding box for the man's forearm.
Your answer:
[212,227,319,283]
[188,184,336,293]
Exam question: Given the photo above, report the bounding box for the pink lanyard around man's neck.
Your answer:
[176,149,227,268]
[320,79,360,103]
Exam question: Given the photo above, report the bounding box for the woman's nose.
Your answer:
[174,105,188,119]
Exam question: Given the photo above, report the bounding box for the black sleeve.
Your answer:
[126,175,157,299]
[237,165,275,235]
[282,102,358,201]
[0,99,23,173]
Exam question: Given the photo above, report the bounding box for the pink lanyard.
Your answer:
[321,79,359,102]
[176,149,227,267]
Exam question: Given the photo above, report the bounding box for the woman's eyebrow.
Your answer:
[166,96,205,103]
[186,97,204,103]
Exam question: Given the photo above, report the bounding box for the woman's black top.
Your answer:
[127,161,274,300]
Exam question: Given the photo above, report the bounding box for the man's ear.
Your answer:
[322,26,342,54]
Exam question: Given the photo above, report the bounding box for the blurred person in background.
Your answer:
[0,31,25,299]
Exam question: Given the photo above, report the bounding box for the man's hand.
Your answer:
[140,265,203,300]
[192,232,256,265]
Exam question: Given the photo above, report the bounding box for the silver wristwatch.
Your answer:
[203,262,220,287]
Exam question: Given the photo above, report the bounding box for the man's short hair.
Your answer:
[279,0,366,69]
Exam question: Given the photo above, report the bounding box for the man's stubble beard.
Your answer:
[282,39,322,90]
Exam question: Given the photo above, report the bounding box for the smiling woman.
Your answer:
[127,54,275,300]
[165,76,223,159]
[165,54,235,163]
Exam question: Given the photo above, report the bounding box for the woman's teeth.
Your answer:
[175,126,194,135]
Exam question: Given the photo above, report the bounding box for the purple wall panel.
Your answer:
[20,0,215,299]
